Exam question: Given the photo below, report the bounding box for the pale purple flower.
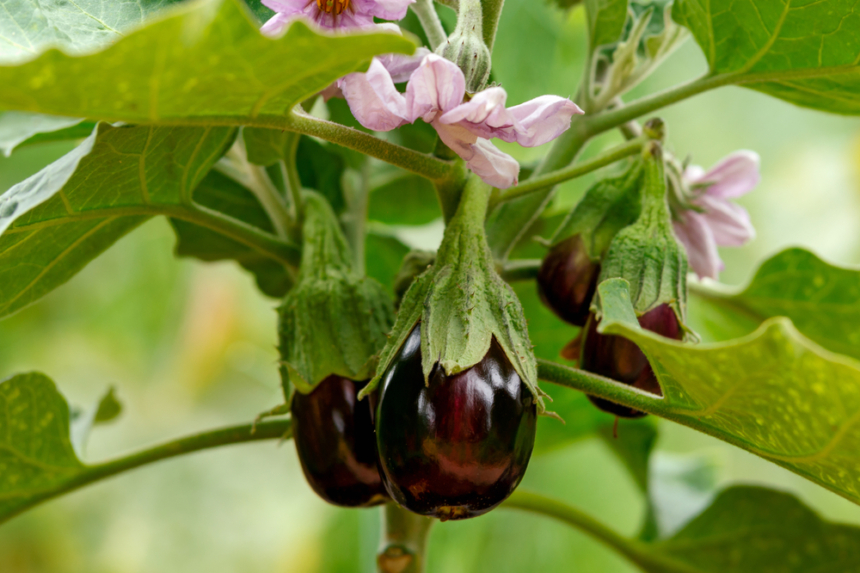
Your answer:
[339,54,583,188]
[673,151,759,279]
[261,0,414,35]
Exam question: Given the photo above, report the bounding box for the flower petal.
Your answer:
[406,54,466,122]
[378,47,431,83]
[696,194,756,247]
[504,96,583,147]
[673,211,723,279]
[352,0,415,20]
[339,58,408,131]
[260,12,298,36]
[437,87,521,140]
[434,122,520,189]
[691,150,761,199]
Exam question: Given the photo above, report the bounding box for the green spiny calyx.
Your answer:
[362,175,544,411]
[278,191,395,397]
[596,141,689,327]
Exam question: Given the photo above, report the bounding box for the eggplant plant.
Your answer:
[3,0,860,571]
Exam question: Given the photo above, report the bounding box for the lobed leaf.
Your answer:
[691,248,860,360]
[0,123,235,318]
[593,278,860,507]
[673,0,860,114]
[0,373,84,522]
[0,0,185,61]
[586,0,630,49]
[0,0,416,126]
[0,112,88,156]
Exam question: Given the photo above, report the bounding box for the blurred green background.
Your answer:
[3,0,860,571]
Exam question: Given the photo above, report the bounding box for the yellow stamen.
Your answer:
[316,0,349,14]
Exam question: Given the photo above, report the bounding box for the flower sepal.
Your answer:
[595,142,691,336]
[361,176,545,412]
[277,192,395,398]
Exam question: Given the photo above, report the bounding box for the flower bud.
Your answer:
[375,325,537,520]
[436,0,492,93]
[436,27,492,93]
[581,304,682,418]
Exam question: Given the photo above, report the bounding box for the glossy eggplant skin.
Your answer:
[375,325,537,521]
[537,235,601,327]
[291,376,388,508]
[581,304,681,418]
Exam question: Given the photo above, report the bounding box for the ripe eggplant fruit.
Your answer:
[581,304,681,418]
[375,325,537,521]
[291,375,388,507]
[537,235,601,327]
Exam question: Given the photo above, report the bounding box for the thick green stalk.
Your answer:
[491,136,647,207]
[503,491,700,573]
[377,503,435,573]
[412,0,448,50]
[1,419,293,525]
[285,111,456,182]
[485,120,590,260]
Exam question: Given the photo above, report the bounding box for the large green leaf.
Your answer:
[0,0,185,60]
[0,372,84,522]
[0,0,415,125]
[691,248,860,360]
[0,371,293,524]
[586,278,860,506]
[170,169,293,297]
[0,112,88,156]
[586,0,630,49]
[0,123,235,318]
[652,486,860,571]
[673,0,860,114]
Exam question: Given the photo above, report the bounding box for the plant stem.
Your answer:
[485,119,590,260]
[491,136,646,207]
[248,164,293,239]
[377,503,435,573]
[343,162,371,275]
[280,132,305,226]
[499,258,541,282]
[503,491,700,573]
[412,0,448,50]
[285,111,455,182]
[1,419,293,525]
[481,0,505,52]
[580,74,731,139]
[537,358,672,417]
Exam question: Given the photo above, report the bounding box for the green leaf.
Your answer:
[368,172,441,226]
[0,112,88,156]
[653,486,860,571]
[586,0,630,49]
[0,123,235,318]
[170,170,293,298]
[692,248,860,360]
[0,372,84,523]
[673,0,860,114]
[0,0,416,125]
[592,278,860,507]
[0,0,185,60]
[69,386,123,457]
[365,231,410,294]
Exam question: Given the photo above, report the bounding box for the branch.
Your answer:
[378,503,434,573]
[491,136,646,207]
[502,491,699,573]
[2,419,293,524]
[284,111,456,182]
[481,0,505,52]
[499,258,541,282]
[537,358,673,417]
[412,0,448,50]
